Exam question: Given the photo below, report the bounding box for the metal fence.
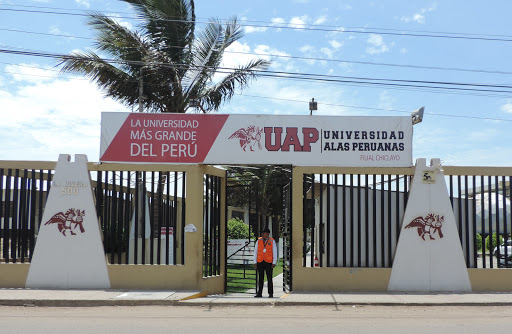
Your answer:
[303,173,410,268]
[0,165,186,265]
[96,170,186,265]
[203,174,221,277]
[303,169,512,269]
[445,171,511,269]
[0,168,53,263]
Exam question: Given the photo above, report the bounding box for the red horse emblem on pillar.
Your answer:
[405,213,444,240]
[45,208,86,236]
[229,126,263,151]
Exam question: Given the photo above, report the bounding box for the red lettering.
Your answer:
[264,127,282,151]
[281,127,302,152]
[302,128,319,152]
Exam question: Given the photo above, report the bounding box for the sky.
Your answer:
[1,0,512,166]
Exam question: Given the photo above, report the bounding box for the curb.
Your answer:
[180,290,208,301]
[0,299,180,307]
[1,299,512,307]
[178,300,512,307]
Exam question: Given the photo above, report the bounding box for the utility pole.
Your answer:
[138,67,144,113]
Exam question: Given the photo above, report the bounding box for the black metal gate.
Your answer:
[224,166,292,294]
[282,182,292,292]
[225,179,259,293]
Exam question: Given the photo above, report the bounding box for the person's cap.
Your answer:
[262,228,270,233]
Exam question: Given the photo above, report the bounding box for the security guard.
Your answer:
[253,227,277,298]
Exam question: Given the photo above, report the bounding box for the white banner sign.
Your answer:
[100,113,413,167]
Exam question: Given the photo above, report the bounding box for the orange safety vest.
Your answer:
[257,237,274,263]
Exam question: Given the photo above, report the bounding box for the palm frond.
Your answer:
[184,16,246,98]
[58,50,140,106]
[121,0,195,61]
[198,58,270,112]
[56,0,269,114]
[87,12,149,69]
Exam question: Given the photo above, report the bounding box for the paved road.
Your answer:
[0,305,510,333]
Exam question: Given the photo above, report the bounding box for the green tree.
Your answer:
[59,0,269,113]
[228,218,254,240]
[227,166,291,243]
[485,233,504,251]
[476,233,482,251]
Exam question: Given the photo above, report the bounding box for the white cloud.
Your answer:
[241,16,268,34]
[299,45,314,53]
[0,70,128,161]
[313,15,327,25]
[468,129,497,141]
[221,41,254,68]
[245,25,268,34]
[289,15,309,29]
[328,40,343,49]
[366,34,390,54]
[501,101,512,113]
[75,0,91,8]
[326,26,346,38]
[378,91,394,110]
[48,26,75,40]
[271,17,286,32]
[320,47,334,59]
[254,44,291,59]
[401,4,437,24]
[4,64,59,84]
[111,15,134,31]
[271,17,286,25]
[215,42,291,80]
[49,26,64,35]
[298,45,316,64]
[400,48,408,54]
[402,13,425,24]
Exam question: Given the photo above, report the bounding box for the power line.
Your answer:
[239,94,512,122]
[2,61,511,121]
[2,3,512,40]
[2,66,509,122]
[1,44,510,89]
[2,60,511,99]
[3,27,512,76]
[0,28,90,40]
[2,47,512,96]
[2,6,512,43]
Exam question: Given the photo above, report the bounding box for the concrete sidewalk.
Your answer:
[1,287,512,307]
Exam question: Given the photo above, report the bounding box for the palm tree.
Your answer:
[59,0,270,113]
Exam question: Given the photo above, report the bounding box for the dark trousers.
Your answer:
[256,261,273,296]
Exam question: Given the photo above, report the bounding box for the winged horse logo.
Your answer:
[228,126,263,151]
[405,213,444,240]
[45,208,85,236]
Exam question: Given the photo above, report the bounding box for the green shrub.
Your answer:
[227,218,255,240]
[476,233,482,251]
[485,233,504,251]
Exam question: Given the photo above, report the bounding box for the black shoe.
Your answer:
[254,295,262,298]
[268,295,273,298]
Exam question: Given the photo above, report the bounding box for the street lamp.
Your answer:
[411,106,425,125]
[309,98,317,115]
[189,98,206,113]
